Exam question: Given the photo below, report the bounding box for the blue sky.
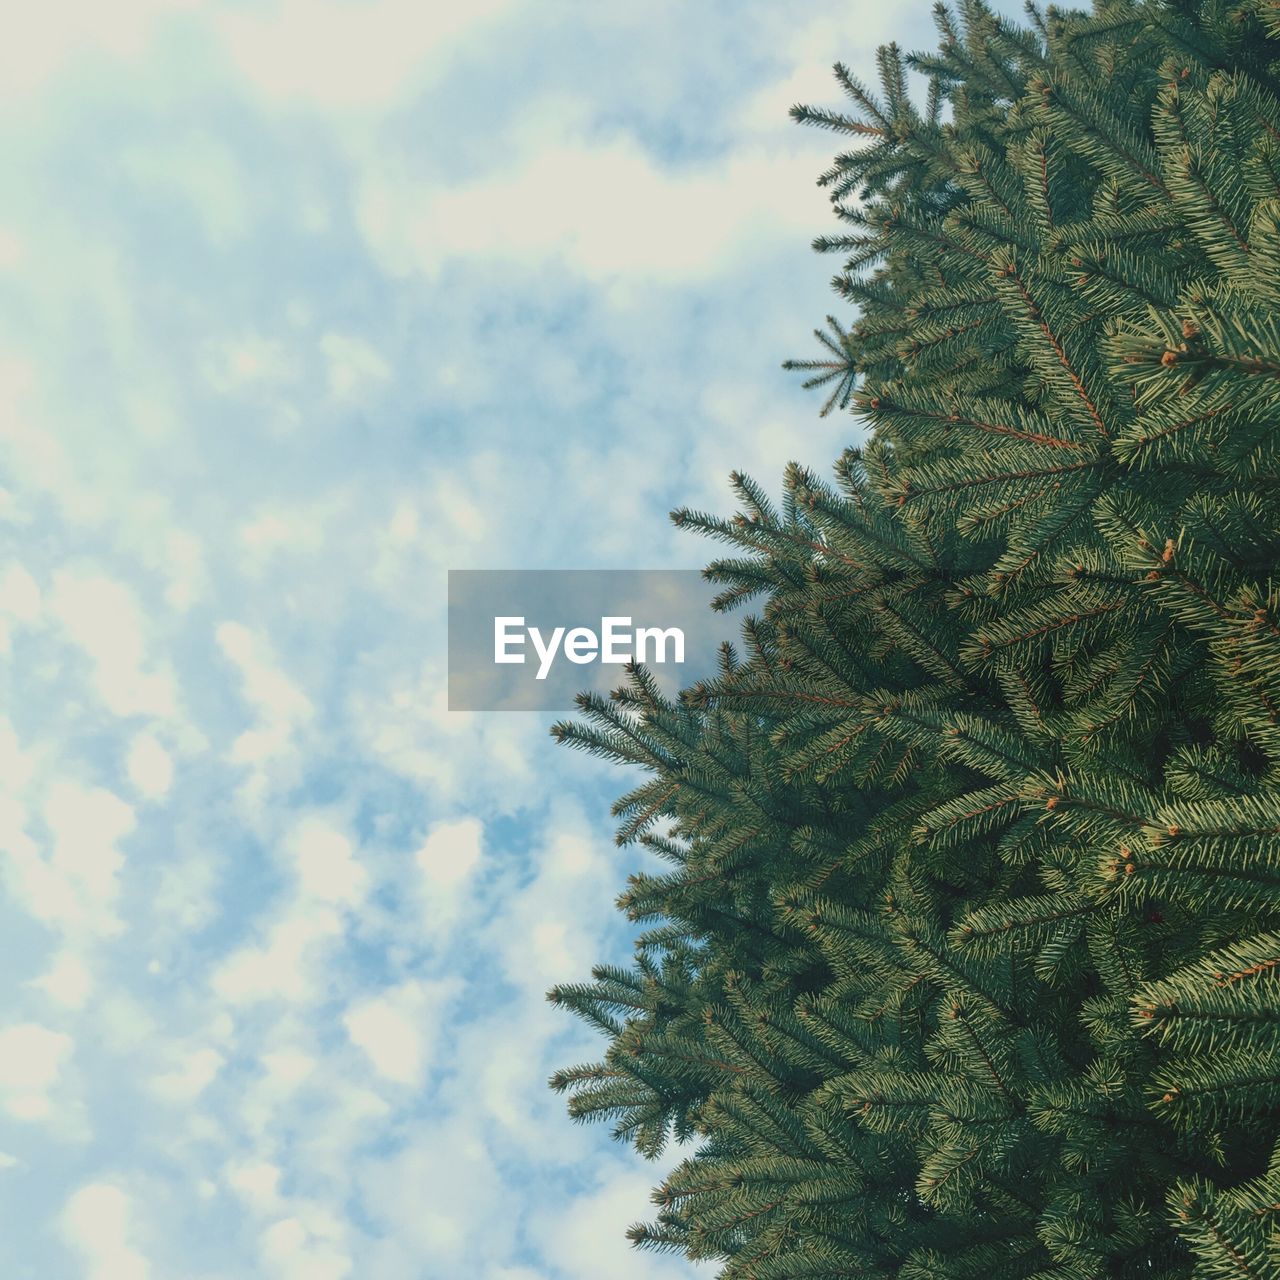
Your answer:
[0,2,943,1275]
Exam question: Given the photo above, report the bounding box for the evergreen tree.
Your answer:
[549,1,1280,1275]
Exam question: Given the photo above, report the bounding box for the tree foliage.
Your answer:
[549,1,1280,1275]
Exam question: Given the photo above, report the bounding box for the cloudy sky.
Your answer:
[0,2,940,1275]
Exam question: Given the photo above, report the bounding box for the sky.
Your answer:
[0,2,943,1276]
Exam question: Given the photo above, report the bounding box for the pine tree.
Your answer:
[549,2,1280,1275]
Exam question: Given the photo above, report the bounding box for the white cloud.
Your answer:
[47,782,135,928]
[365,452,533,592]
[61,1182,151,1280]
[356,1122,510,1270]
[319,333,390,402]
[0,225,24,270]
[0,1023,72,1121]
[261,1048,316,1091]
[0,0,197,100]
[0,717,36,797]
[489,810,617,994]
[0,356,69,507]
[211,0,514,111]
[238,499,347,573]
[260,1210,352,1280]
[734,8,917,140]
[0,562,41,653]
[120,131,250,244]
[126,732,173,800]
[203,334,298,394]
[358,135,827,285]
[210,816,368,1012]
[537,1166,698,1280]
[149,1046,224,1103]
[148,851,219,941]
[3,780,135,939]
[217,623,314,804]
[31,949,92,1009]
[288,819,367,906]
[414,816,483,934]
[218,622,313,737]
[156,527,207,612]
[349,661,542,811]
[48,571,177,718]
[226,1160,283,1214]
[240,510,323,558]
[0,1,897,1274]
[211,904,343,1006]
[343,979,459,1086]
[94,991,161,1057]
